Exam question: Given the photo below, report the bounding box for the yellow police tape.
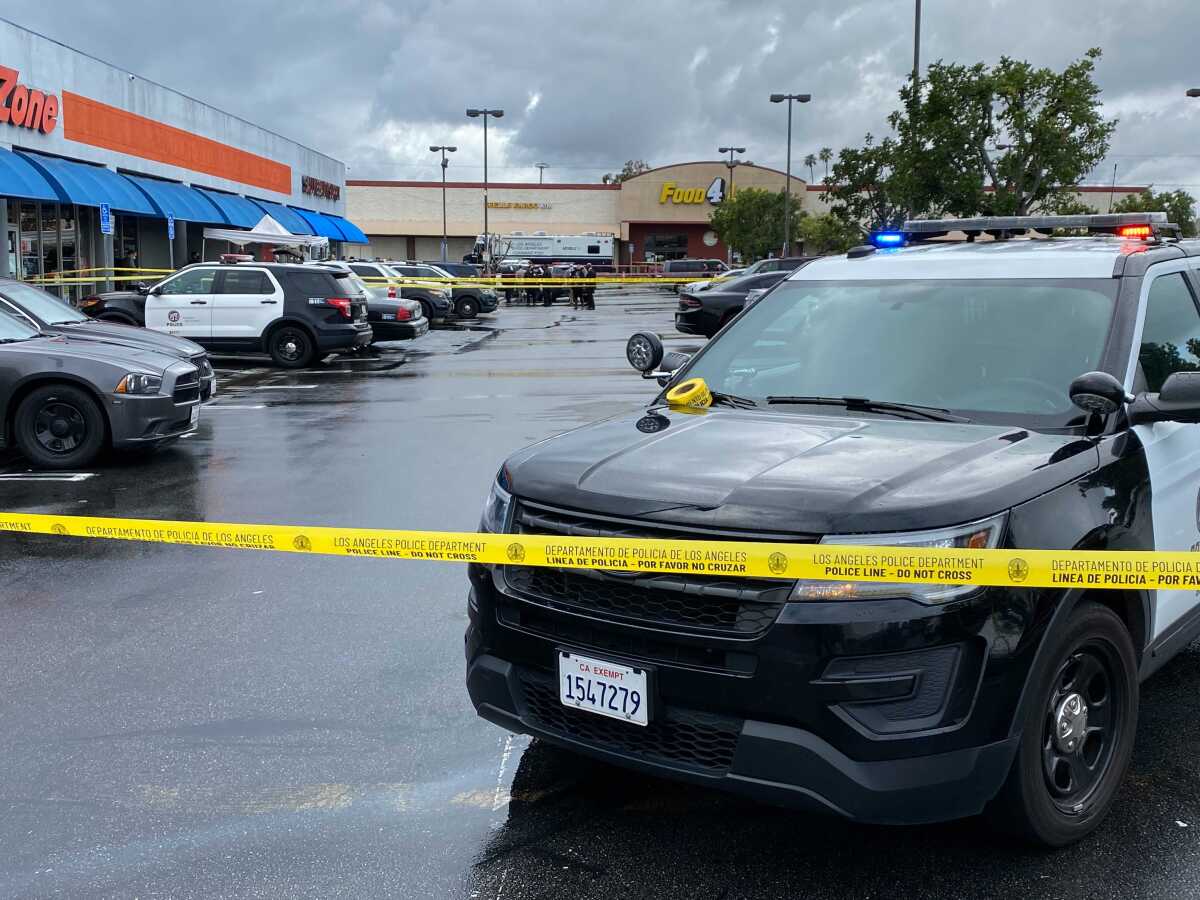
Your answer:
[2,511,1199,591]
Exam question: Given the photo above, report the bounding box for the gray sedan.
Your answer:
[0,314,202,469]
[0,279,216,401]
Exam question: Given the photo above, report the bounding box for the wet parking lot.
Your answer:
[3,290,1200,899]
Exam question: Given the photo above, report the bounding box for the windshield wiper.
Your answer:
[709,390,758,409]
[765,395,970,423]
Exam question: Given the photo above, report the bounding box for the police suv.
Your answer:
[467,213,1200,846]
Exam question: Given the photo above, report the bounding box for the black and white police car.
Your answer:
[139,259,370,368]
[467,213,1200,846]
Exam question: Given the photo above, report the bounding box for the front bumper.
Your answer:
[105,393,199,447]
[466,564,1033,825]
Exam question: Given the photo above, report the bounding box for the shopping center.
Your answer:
[346,161,1151,266]
[0,18,366,300]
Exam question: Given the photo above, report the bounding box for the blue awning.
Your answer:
[126,175,226,223]
[18,152,157,215]
[0,148,60,201]
[290,207,346,240]
[247,198,314,235]
[195,188,263,228]
[328,215,368,244]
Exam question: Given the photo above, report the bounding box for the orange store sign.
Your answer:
[0,65,59,135]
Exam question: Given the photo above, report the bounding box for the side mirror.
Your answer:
[134,282,150,295]
[147,285,162,297]
[626,331,664,373]
[1129,371,1200,425]
[1069,371,1132,416]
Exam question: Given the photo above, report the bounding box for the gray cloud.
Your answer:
[13,1,1200,193]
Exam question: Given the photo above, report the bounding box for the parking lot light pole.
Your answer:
[535,163,549,183]
[770,93,811,256]
[466,108,504,269]
[430,145,457,261]
[718,146,745,263]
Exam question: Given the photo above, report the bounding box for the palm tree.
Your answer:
[803,153,817,185]
[818,147,833,182]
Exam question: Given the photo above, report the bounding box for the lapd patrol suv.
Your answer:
[467,213,1200,846]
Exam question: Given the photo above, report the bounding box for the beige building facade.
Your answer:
[346,161,1152,264]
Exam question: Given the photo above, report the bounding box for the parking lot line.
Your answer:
[244,385,319,390]
[0,473,97,482]
[204,405,267,410]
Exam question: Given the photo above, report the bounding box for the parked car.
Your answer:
[347,261,453,324]
[424,261,481,279]
[0,311,202,468]
[739,256,813,276]
[469,212,1198,847]
[390,261,498,319]
[129,261,370,369]
[78,283,156,326]
[675,271,791,337]
[0,279,216,401]
[679,267,746,298]
[659,258,729,293]
[307,262,428,342]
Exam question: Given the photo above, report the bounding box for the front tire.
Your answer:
[14,384,107,470]
[268,325,315,368]
[456,296,479,319]
[989,602,1138,846]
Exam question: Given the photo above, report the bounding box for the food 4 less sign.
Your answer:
[659,178,725,205]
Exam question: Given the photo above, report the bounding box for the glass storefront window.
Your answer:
[20,202,40,281]
[644,233,689,260]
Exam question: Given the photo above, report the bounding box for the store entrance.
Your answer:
[4,223,15,279]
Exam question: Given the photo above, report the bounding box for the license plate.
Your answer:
[189,405,199,426]
[558,651,648,726]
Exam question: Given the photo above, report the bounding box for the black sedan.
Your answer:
[0,313,203,469]
[674,271,790,337]
[0,279,216,401]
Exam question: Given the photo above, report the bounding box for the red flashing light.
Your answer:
[1117,225,1153,239]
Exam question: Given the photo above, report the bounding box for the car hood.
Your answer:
[3,333,190,373]
[51,321,206,359]
[505,407,1099,534]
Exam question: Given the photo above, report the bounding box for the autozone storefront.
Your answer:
[617,162,809,265]
[0,19,366,301]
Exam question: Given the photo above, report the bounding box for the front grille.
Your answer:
[518,668,741,774]
[506,501,804,636]
[173,372,200,405]
[190,355,214,378]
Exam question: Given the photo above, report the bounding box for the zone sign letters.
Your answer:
[0,65,59,135]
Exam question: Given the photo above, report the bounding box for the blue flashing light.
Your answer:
[870,231,906,248]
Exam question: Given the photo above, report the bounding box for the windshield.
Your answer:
[682,278,1119,427]
[0,282,88,325]
[0,307,41,342]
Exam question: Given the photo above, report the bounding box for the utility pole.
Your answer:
[913,0,922,87]
[466,108,505,269]
[717,146,745,264]
[769,93,811,256]
[430,145,457,261]
[535,163,549,184]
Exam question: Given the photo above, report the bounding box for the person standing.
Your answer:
[583,263,596,310]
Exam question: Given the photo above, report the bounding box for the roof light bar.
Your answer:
[900,212,1179,242]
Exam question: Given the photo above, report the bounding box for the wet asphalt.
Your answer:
[2,289,1200,899]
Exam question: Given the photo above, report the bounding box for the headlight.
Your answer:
[440,289,453,300]
[480,468,513,533]
[115,373,163,395]
[790,513,1007,604]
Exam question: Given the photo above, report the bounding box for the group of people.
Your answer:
[501,262,596,309]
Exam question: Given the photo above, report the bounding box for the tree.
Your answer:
[827,49,1116,229]
[601,160,651,184]
[803,153,817,185]
[818,147,833,182]
[1112,187,1198,237]
[797,213,862,255]
[709,188,803,261]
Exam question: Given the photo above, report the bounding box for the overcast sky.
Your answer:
[14,1,1200,193]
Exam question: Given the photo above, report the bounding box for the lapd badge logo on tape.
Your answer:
[768,552,789,575]
[293,534,312,551]
[1008,558,1030,583]
[51,523,68,536]
[506,542,526,563]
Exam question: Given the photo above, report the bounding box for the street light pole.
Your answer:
[466,107,505,269]
[717,145,745,264]
[535,163,549,184]
[913,0,922,86]
[769,93,811,256]
[430,145,457,261]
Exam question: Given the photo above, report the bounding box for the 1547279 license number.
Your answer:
[558,651,648,726]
